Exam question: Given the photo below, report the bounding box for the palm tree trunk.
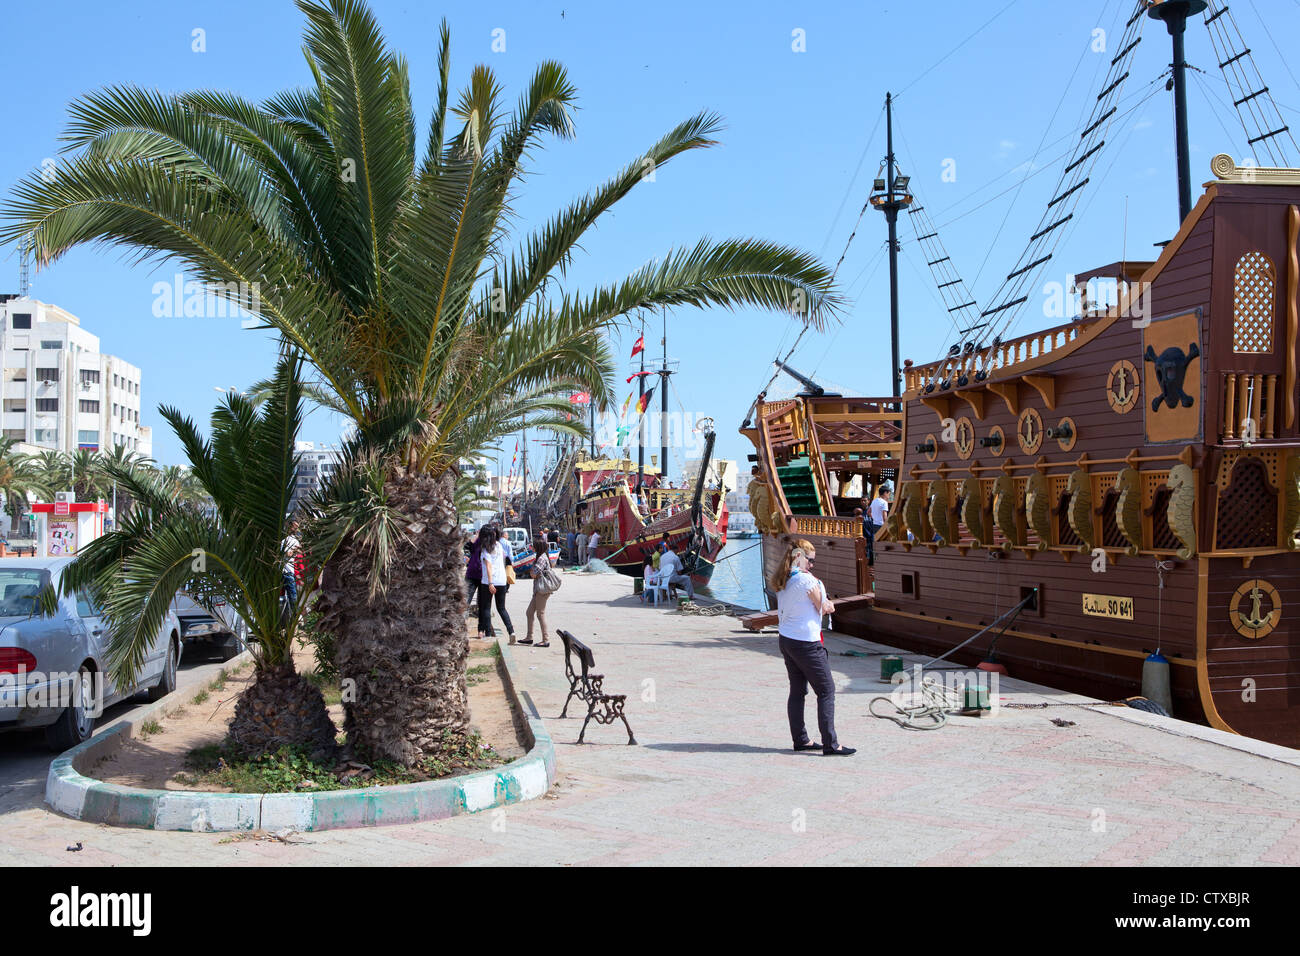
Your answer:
[317,470,470,766]
[228,661,338,759]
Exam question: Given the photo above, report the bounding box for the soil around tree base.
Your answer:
[91,639,525,791]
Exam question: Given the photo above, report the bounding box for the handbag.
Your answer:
[505,561,516,586]
[536,555,562,594]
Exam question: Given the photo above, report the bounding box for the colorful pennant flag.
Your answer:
[636,386,656,415]
[630,335,644,358]
[626,371,653,384]
[620,393,633,419]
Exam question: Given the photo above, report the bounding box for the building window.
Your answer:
[1233,251,1276,353]
[40,340,62,350]
[35,368,59,382]
[80,369,100,385]
[34,429,56,443]
[112,404,118,416]
[3,429,23,441]
[79,400,100,413]
[35,399,58,412]
[11,314,31,330]
[77,430,99,448]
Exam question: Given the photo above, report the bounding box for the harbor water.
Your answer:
[697,538,767,610]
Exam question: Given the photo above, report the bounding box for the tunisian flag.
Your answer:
[630,335,644,358]
[569,391,591,405]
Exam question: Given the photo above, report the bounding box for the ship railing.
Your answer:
[787,515,863,539]
[806,396,904,457]
[1220,371,1280,441]
[903,317,1098,394]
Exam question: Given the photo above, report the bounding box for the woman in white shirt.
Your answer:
[768,539,854,756]
[477,527,517,644]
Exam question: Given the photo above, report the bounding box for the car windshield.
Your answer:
[0,568,49,616]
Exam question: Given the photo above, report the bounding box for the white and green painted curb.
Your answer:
[45,640,556,832]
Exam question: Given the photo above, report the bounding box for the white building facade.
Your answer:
[0,297,151,457]
[290,441,343,512]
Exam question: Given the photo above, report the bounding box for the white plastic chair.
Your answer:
[645,569,670,607]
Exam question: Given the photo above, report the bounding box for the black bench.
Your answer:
[557,629,636,745]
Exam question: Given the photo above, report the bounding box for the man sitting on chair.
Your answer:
[657,542,694,600]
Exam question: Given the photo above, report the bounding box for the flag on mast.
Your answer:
[636,386,656,415]
[630,335,644,358]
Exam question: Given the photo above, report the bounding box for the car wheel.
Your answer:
[45,666,97,751]
[147,637,178,701]
[218,630,243,662]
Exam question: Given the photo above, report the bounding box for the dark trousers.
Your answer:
[864,521,879,564]
[779,636,838,749]
[477,582,515,637]
[466,577,480,607]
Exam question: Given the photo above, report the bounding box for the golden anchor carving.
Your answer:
[1241,586,1275,630]
[1230,579,1281,639]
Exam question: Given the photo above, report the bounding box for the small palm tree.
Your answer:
[0,439,51,535]
[70,448,107,502]
[98,443,155,522]
[32,450,70,498]
[60,355,335,756]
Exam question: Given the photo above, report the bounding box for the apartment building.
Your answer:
[290,441,342,512]
[0,296,152,457]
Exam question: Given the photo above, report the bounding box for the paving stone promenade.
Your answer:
[4,571,1299,865]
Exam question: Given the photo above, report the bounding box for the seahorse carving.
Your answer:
[1166,463,1197,560]
[992,474,1017,551]
[901,480,926,543]
[1025,472,1050,551]
[960,476,987,546]
[1066,469,1095,554]
[883,501,905,542]
[928,479,953,547]
[1285,455,1300,551]
[1114,467,1142,556]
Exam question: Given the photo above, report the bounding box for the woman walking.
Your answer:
[477,526,517,644]
[519,535,554,647]
[769,539,854,756]
[465,528,485,635]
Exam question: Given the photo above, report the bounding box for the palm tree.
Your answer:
[59,355,336,756]
[1,0,840,765]
[98,443,155,523]
[69,448,107,502]
[32,450,70,498]
[155,464,208,508]
[0,439,51,536]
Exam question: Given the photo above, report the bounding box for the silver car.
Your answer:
[0,558,180,750]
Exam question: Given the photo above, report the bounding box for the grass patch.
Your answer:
[192,689,210,705]
[138,718,163,739]
[208,670,228,692]
[176,732,503,792]
[469,642,501,659]
[302,669,342,706]
[466,662,493,687]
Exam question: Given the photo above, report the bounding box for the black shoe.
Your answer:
[793,741,822,752]
[823,745,856,756]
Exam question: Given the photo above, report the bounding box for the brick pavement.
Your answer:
[4,571,1299,865]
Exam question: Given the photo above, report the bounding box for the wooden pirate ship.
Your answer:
[542,430,729,585]
[742,2,1300,749]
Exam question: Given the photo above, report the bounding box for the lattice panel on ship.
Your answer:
[1232,251,1276,353]
[1215,457,1277,550]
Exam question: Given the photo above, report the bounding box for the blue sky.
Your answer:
[4,0,1300,476]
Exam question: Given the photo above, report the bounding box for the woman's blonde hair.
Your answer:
[769,538,815,592]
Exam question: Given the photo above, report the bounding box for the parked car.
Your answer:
[170,590,246,661]
[0,558,180,750]
[500,527,561,577]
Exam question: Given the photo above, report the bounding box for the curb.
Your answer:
[46,639,556,832]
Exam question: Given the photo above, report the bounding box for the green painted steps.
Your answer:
[776,457,823,516]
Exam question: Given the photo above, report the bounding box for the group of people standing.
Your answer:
[463,525,554,647]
